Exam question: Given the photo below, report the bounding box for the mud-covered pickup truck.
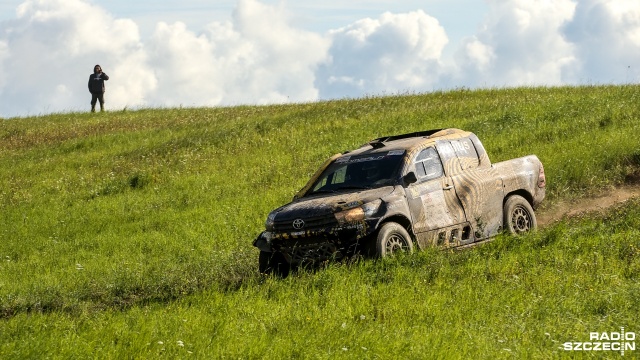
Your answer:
[254,128,546,275]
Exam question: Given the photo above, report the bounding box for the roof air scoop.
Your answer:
[369,139,385,149]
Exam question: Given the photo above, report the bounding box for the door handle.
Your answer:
[443,185,453,190]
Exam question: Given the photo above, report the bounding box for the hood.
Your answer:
[272,186,395,221]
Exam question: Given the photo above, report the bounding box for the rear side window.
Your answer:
[414,147,444,181]
[450,138,479,170]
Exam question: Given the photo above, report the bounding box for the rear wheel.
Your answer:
[375,222,414,257]
[503,195,537,235]
[258,251,290,277]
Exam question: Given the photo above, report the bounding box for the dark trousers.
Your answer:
[91,92,105,108]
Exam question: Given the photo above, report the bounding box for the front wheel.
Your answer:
[258,251,290,277]
[503,195,537,235]
[375,222,414,257]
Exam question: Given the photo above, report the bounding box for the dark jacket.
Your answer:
[88,72,109,93]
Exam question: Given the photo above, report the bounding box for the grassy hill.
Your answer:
[1,85,639,358]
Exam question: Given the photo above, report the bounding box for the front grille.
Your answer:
[275,236,341,265]
[273,214,338,232]
[273,234,362,265]
[286,241,339,265]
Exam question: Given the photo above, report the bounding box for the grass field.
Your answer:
[1,85,639,358]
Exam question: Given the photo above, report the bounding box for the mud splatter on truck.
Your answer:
[254,128,546,275]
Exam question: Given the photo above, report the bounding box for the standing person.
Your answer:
[88,64,109,112]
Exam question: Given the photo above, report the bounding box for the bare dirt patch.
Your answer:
[538,184,640,226]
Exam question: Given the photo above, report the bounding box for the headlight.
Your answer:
[265,212,277,230]
[334,199,382,225]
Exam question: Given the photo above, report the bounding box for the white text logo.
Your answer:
[562,327,636,356]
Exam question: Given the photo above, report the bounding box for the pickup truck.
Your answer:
[254,128,546,275]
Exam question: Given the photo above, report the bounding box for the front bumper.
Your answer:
[253,219,378,265]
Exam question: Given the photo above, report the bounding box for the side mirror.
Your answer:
[402,172,418,187]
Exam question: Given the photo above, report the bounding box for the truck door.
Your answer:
[404,147,467,239]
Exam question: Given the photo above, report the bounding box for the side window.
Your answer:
[450,138,479,170]
[414,147,444,181]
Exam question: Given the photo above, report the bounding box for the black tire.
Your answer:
[375,222,414,257]
[503,195,537,235]
[258,251,290,277]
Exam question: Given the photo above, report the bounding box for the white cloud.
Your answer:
[452,0,577,88]
[1,0,640,117]
[562,0,640,83]
[316,10,448,99]
[144,0,329,107]
[220,0,329,103]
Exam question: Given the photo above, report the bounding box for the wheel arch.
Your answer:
[503,189,534,208]
[378,214,415,242]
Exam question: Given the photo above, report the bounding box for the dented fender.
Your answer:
[253,232,273,252]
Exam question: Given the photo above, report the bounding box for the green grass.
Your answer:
[1,85,639,358]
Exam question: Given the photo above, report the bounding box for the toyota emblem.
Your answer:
[292,219,305,230]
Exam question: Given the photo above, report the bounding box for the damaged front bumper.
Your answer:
[253,219,378,266]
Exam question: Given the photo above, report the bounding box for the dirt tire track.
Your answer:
[537,184,640,226]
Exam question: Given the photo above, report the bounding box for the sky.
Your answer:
[1,0,640,118]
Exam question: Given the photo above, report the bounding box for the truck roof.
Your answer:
[346,128,472,156]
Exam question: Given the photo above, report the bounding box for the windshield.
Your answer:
[308,150,405,195]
